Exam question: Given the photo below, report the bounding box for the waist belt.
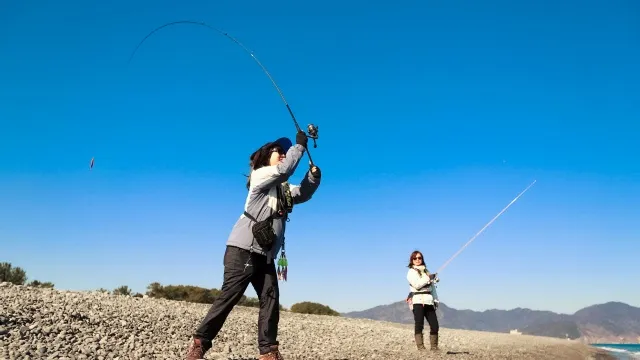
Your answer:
[407,290,431,299]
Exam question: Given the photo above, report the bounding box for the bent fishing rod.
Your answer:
[433,180,537,278]
[127,20,320,166]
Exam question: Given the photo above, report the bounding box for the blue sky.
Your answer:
[1,0,638,315]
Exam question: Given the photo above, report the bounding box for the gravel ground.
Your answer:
[0,282,614,360]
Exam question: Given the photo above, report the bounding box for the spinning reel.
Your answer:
[128,20,328,284]
[306,123,319,148]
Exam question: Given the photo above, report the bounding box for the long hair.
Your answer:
[245,142,280,189]
[407,250,424,268]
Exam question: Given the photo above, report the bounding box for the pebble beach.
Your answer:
[0,282,614,359]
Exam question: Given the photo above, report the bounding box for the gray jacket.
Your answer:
[226,144,321,258]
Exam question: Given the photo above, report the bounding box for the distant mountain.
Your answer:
[520,320,582,340]
[573,302,640,343]
[342,301,640,344]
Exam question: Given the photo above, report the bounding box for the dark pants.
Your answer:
[413,304,439,335]
[194,245,280,355]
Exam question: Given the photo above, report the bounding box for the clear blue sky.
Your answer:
[1,0,639,315]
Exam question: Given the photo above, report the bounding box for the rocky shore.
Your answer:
[0,282,614,359]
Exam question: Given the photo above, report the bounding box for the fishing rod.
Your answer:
[126,20,319,166]
[405,180,536,309]
[434,180,537,277]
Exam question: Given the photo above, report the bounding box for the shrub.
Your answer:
[1,262,55,287]
[290,301,340,316]
[0,262,27,285]
[145,282,284,310]
[28,280,55,288]
[146,282,220,303]
[113,285,132,296]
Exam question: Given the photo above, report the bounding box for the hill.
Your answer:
[342,300,640,344]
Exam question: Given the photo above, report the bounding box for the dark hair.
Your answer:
[245,143,283,189]
[408,250,424,268]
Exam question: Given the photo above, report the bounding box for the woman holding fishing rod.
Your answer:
[124,18,328,360]
[403,180,538,352]
[406,250,440,351]
[185,131,321,360]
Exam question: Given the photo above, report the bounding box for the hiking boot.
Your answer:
[259,345,284,360]
[430,334,439,351]
[414,333,426,350]
[185,337,210,360]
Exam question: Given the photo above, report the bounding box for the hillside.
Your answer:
[0,282,614,359]
[573,302,640,343]
[342,300,640,344]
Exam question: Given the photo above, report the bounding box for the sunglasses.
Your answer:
[413,256,422,260]
[271,147,285,155]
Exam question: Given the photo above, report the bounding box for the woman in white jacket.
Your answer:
[406,250,440,351]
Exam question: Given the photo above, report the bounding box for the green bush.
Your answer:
[28,280,55,288]
[0,262,27,285]
[1,262,54,288]
[146,282,284,310]
[113,285,132,296]
[146,282,220,303]
[0,262,295,313]
[290,301,340,316]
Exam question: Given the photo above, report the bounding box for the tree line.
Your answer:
[1,262,340,316]
[0,262,54,288]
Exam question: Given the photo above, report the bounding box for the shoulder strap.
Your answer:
[243,209,278,223]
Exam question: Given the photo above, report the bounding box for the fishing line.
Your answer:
[435,180,537,274]
[126,20,319,166]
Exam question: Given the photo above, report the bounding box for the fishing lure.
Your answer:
[128,20,320,283]
[277,250,288,281]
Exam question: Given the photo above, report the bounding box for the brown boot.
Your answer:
[414,333,426,350]
[185,337,210,360]
[430,334,439,351]
[258,345,284,360]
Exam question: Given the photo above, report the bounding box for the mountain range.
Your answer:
[342,301,640,344]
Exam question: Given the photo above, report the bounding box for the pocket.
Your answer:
[224,246,250,268]
[251,220,277,250]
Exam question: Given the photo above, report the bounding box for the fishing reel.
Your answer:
[429,273,440,284]
[306,124,319,148]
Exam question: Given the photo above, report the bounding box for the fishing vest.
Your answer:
[271,182,293,220]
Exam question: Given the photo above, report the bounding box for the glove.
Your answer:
[310,165,321,178]
[429,273,440,283]
[434,300,439,310]
[296,131,308,148]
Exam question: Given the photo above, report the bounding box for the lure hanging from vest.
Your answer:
[276,182,292,281]
[277,250,288,281]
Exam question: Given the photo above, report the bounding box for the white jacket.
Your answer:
[407,265,439,306]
